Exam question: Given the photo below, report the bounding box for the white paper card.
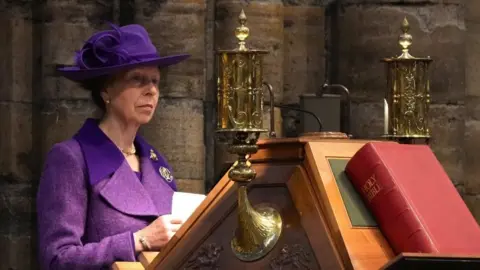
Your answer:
[172,191,206,221]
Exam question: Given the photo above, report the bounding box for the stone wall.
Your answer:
[0,5,35,270]
[0,0,479,269]
[464,0,480,219]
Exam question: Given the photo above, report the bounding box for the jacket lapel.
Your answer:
[140,155,174,216]
[98,160,160,217]
[73,119,176,217]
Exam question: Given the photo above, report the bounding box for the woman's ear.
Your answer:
[101,74,120,104]
[100,90,110,105]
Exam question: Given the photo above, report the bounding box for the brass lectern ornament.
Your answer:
[382,17,432,142]
[215,9,283,262]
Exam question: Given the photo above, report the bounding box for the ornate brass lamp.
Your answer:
[215,10,282,262]
[382,18,432,143]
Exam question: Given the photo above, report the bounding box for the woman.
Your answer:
[36,23,190,269]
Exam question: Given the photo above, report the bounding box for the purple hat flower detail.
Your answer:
[57,23,190,82]
[75,23,137,69]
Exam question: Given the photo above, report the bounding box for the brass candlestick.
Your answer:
[215,10,282,262]
[382,18,432,143]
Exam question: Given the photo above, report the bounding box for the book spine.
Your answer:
[345,146,436,254]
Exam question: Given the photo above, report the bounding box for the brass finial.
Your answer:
[398,17,413,59]
[235,9,250,51]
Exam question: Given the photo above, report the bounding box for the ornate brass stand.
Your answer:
[215,10,283,262]
[382,18,432,144]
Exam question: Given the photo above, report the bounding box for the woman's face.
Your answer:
[102,66,160,125]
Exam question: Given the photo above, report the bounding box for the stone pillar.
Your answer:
[282,1,325,136]
[0,5,34,269]
[135,1,206,194]
[333,0,466,188]
[40,1,113,157]
[464,0,480,222]
[213,0,284,182]
[283,2,325,104]
[204,0,217,192]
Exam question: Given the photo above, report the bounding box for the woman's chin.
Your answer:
[134,114,154,125]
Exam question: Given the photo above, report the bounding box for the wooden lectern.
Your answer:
[112,137,480,270]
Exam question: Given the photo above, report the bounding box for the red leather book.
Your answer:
[345,142,480,255]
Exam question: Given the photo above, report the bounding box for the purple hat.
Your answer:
[57,23,190,82]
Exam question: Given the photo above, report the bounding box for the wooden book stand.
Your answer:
[112,137,480,269]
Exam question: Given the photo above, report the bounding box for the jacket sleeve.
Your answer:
[36,143,136,270]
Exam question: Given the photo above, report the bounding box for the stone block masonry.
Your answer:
[464,0,480,223]
[0,0,479,269]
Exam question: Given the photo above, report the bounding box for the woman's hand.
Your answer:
[133,215,183,252]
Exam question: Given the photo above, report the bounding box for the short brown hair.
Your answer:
[78,76,109,112]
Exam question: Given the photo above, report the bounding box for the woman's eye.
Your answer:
[127,74,159,87]
[133,75,143,82]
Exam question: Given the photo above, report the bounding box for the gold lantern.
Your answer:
[382,18,432,143]
[215,10,282,261]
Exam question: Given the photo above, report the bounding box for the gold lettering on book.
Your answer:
[361,174,383,202]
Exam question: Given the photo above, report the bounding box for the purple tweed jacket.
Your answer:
[36,119,177,270]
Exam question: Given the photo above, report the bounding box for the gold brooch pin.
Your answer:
[149,149,158,161]
[159,166,174,182]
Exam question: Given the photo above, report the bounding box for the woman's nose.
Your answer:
[145,83,159,96]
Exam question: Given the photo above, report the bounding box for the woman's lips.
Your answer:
[138,104,154,109]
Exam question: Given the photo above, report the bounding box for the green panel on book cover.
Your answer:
[328,158,377,227]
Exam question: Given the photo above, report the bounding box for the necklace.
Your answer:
[121,145,136,156]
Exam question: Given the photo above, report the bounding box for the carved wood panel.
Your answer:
[178,164,321,270]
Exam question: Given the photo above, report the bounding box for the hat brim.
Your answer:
[57,54,190,82]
